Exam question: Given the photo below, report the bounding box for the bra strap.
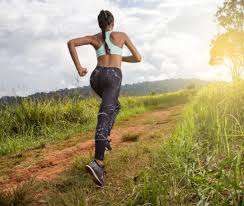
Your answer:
[105,31,111,40]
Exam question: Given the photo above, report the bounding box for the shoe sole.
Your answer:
[85,165,104,188]
[105,141,112,151]
[105,146,112,151]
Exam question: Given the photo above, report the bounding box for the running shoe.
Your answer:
[85,160,105,187]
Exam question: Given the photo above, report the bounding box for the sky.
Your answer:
[0,0,228,97]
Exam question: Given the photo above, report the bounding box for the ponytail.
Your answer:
[98,10,114,55]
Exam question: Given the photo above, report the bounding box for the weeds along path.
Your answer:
[0,105,183,192]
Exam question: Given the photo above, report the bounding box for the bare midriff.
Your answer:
[97,55,122,69]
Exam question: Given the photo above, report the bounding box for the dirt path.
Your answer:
[0,105,183,192]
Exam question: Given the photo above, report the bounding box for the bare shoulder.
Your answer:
[94,32,101,37]
[91,33,100,40]
[112,31,127,38]
[111,32,128,44]
[88,33,102,48]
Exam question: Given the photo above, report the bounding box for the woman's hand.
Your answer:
[67,36,95,77]
[122,33,142,63]
[122,56,141,63]
[77,67,88,77]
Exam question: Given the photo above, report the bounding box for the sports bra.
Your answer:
[96,31,123,57]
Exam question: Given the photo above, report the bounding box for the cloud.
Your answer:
[0,0,225,97]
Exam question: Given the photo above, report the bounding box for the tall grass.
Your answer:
[128,81,244,205]
[0,180,37,206]
[0,90,192,156]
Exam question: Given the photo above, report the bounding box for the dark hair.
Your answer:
[98,10,114,54]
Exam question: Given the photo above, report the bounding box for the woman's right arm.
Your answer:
[122,33,142,63]
[67,36,95,76]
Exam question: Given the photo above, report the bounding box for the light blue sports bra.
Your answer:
[96,31,123,57]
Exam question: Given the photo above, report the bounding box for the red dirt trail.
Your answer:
[0,105,182,192]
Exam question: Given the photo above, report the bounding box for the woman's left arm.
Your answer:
[67,36,95,77]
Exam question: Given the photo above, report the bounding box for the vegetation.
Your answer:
[127,81,244,205]
[0,1,243,205]
[0,92,184,206]
[0,180,37,206]
[0,90,191,156]
[122,133,140,142]
[210,30,244,81]
[0,78,208,106]
[216,0,243,31]
[210,0,244,81]
[45,141,161,206]
[0,82,243,205]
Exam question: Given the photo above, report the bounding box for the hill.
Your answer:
[0,78,209,106]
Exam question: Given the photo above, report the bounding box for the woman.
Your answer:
[67,10,141,187]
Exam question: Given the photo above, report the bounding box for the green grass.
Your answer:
[39,108,182,206]
[0,91,184,206]
[0,90,192,156]
[44,140,160,206]
[127,81,244,205]
[2,82,242,205]
[0,140,161,206]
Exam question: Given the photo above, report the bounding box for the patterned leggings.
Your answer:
[90,66,122,161]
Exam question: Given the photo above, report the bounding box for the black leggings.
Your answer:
[90,66,122,161]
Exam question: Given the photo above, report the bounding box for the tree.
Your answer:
[210,0,244,81]
[210,30,244,81]
[186,83,196,90]
[216,0,244,31]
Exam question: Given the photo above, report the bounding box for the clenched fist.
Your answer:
[77,67,88,77]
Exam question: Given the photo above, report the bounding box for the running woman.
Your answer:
[67,10,141,187]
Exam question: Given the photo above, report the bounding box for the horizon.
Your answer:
[0,0,230,98]
[0,77,214,98]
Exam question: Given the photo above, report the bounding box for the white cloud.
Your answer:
[0,0,225,97]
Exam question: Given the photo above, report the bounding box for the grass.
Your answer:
[127,81,244,205]
[0,140,160,206]
[0,90,192,156]
[40,107,182,205]
[0,93,183,205]
[0,180,37,206]
[122,133,140,142]
[3,81,244,206]
[44,139,160,206]
[1,81,242,205]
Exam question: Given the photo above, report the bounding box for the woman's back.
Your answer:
[67,9,141,75]
[93,31,125,68]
